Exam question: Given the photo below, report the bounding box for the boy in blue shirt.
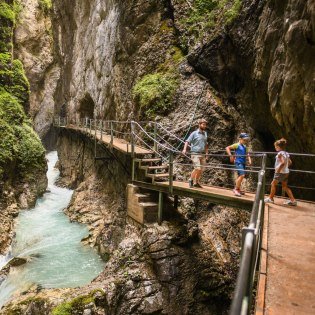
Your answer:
[226,133,252,197]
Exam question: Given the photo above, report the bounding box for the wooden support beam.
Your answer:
[174,195,179,210]
[158,191,163,225]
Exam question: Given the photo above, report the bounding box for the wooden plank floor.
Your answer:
[64,125,153,155]
[157,181,255,209]
[258,199,315,314]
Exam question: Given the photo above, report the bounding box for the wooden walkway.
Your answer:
[63,125,153,155]
[256,199,315,315]
[62,124,256,210]
[57,122,315,314]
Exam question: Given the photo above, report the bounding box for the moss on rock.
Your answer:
[0,53,30,106]
[0,2,16,24]
[52,290,106,315]
[132,72,179,118]
[0,90,45,180]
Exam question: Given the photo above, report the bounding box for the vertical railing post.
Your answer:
[131,121,135,158]
[85,117,88,133]
[58,116,61,127]
[158,191,163,225]
[89,119,92,134]
[100,120,103,141]
[131,158,135,182]
[94,119,97,158]
[153,121,157,153]
[110,121,114,147]
[169,150,174,195]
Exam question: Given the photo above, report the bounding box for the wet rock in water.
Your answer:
[7,257,28,267]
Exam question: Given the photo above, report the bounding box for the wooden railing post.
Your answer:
[169,150,174,195]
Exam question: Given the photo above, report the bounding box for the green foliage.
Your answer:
[0,90,45,179]
[0,26,13,52]
[38,0,52,14]
[0,2,16,24]
[179,0,243,47]
[224,0,242,24]
[132,72,179,118]
[0,88,26,124]
[0,53,30,105]
[15,124,46,173]
[52,292,105,315]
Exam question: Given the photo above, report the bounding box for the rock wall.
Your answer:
[14,0,59,139]
[188,0,315,154]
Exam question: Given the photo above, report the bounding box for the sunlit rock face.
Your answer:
[14,0,59,138]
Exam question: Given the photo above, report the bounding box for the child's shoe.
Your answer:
[233,189,242,197]
[264,197,274,203]
[283,200,297,206]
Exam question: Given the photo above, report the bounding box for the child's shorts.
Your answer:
[235,163,246,176]
[273,173,289,182]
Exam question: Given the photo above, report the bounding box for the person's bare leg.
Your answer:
[190,169,197,183]
[269,179,278,199]
[282,182,295,201]
[196,169,202,183]
[235,175,245,190]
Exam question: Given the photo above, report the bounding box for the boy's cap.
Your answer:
[239,133,250,139]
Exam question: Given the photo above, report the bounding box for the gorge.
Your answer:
[0,0,314,314]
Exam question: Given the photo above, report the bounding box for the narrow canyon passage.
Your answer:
[0,152,104,308]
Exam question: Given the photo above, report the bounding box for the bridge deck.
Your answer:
[63,125,153,155]
[134,180,255,210]
[257,199,315,314]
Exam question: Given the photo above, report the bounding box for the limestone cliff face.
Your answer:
[52,0,178,121]
[14,0,59,139]
[188,0,315,153]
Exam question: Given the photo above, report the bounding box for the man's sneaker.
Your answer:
[233,189,242,197]
[264,197,274,203]
[283,200,297,206]
[193,183,202,188]
[188,179,193,188]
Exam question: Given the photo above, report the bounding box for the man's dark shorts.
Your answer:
[273,173,289,182]
[235,163,246,176]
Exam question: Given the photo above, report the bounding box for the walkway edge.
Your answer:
[255,204,269,315]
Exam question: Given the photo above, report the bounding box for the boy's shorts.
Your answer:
[273,173,289,182]
[235,163,246,176]
[191,154,206,170]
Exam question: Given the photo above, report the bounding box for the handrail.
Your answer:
[229,154,266,315]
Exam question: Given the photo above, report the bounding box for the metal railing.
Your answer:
[229,154,266,315]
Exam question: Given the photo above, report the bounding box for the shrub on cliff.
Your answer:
[132,72,179,118]
[38,0,52,15]
[0,53,30,106]
[0,90,45,180]
[179,0,243,49]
